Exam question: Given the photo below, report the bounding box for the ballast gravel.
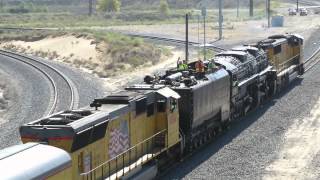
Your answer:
[0,56,105,149]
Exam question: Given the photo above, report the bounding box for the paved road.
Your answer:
[0,55,105,149]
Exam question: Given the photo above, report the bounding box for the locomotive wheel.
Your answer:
[193,139,199,149]
[199,138,203,146]
[188,145,193,153]
[197,139,201,147]
[224,123,231,130]
[203,135,207,143]
[207,132,211,139]
[219,126,223,133]
[212,130,216,137]
[298,64,305,75]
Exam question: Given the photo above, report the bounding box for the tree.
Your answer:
[98,0,121,12]
[159,0,169,16]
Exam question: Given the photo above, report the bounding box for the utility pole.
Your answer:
[267,0,270,28]
[204,15,206,61]
[237,0,239,17]
[218,0,223,40]
[297,0,299,12]
[266,0,268,17]
[198,15,200,58]
[249,0,253,16]
[89,0,93,16]
[202,7,207,60]
[185,14,189,63]
[0,0,3,11]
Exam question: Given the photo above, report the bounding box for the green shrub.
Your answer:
[98,0,121,12]
[159,0,170,16]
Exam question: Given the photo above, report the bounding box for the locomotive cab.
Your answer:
[20,87,181,180]
[257,34,304,90]
[258,34,304,75]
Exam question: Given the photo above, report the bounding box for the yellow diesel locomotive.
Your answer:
[20,87,181,179]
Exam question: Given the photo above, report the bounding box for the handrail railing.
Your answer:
[279,54,300,70]
[80,129,168,180]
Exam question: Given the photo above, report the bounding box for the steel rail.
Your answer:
[0,50,77,114]
[0,26,226,52]
[304,46,320,72]
[0,51,58,115]
[128,34,226,52]
[0,27,225,52]
[299,0,318,6]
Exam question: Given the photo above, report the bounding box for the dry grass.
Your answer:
[1,30,172,78]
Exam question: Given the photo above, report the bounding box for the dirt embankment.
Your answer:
[0,82,8,110]
[0,73,12,122]
[0,32,174,79]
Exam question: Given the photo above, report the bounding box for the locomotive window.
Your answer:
[292,39,300,46]
[91,120,108,142]
[170,99,177,112]
[136,98,147,115]
[147,103,155,117]
[72,128,93,152]
[157,100,166,112]
[274,45,282,54]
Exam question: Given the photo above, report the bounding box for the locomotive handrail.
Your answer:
[280,54,299,65]
[278,54,300,70]
[80,129,168,178]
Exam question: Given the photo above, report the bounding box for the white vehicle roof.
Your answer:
[0,143,71,180]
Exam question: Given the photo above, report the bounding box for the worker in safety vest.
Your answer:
[177,57,182,69]
[181,60,188,70]
[177,58,188,71]
[195,59,205,78]
[207,60,216,72]
[195,59,205,73]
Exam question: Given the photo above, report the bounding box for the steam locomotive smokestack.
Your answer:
[186,14,189,63]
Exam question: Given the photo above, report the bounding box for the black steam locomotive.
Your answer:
[131,34,304,151]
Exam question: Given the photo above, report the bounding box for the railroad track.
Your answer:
[299,0,319,6]
[0,26,226,52]
[304,46,320,72]
[0,50,78,115]
[128,34,226,52]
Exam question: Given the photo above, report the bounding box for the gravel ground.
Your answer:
[304,28,320,59]
[163,30,320,180]
[32,56,106,108]
[0,55,105,149]
[0,55,50,149]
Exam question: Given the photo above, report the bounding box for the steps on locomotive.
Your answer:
[154,133,166,148]
[105,155,157,180]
